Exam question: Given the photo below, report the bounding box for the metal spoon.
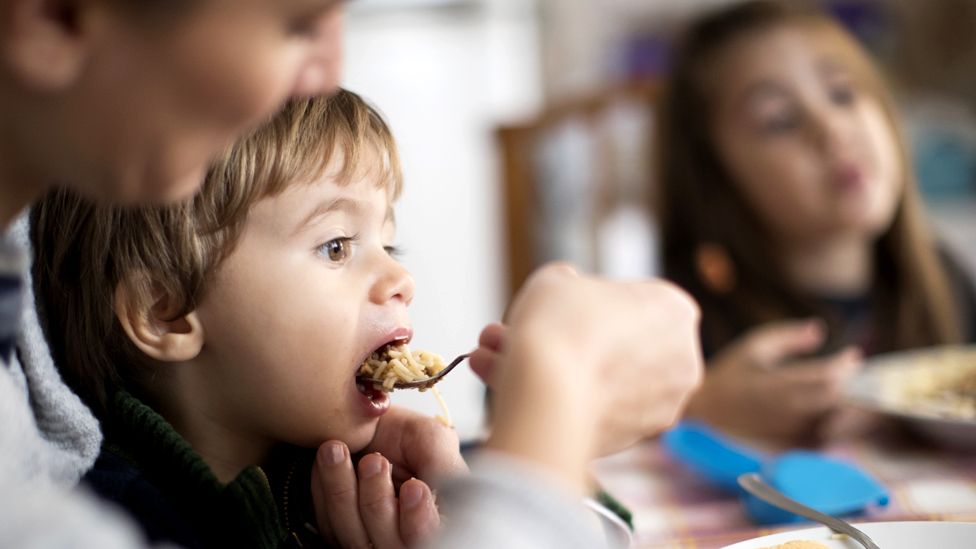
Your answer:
[738,473,881,549]
[358,353,470,391]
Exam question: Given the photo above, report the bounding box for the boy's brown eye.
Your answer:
[328,240,346,261]
[319,237,351,262]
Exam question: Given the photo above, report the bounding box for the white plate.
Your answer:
[722,521,976,548]
[845,345,976,450]
[584,497,633,548]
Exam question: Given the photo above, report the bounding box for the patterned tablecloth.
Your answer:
[591,426,976,548]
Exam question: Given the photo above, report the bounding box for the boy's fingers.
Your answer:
[313,441,372,548]
[398,478,440,546]
[357,453,403,549]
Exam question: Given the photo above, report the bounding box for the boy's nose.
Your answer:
[370,259,415,307]
[292,8,344,98]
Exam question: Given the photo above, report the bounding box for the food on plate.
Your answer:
[881,350,976,420]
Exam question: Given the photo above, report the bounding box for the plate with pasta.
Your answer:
[722,521,976,548]
[845,345,976,450]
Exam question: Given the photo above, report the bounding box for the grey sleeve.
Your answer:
[0,480,165,549]
[425,451,608,549]
[6,214,103,488]
[0,364,164,549]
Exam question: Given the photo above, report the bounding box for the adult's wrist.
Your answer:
[484,339,599,494]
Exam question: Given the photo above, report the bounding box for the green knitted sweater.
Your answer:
[87,390,322,548]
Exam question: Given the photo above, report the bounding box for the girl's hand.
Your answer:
[311,441,441,548]
[686,319,863,442]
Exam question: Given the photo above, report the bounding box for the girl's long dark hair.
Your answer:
[656,0,961,355]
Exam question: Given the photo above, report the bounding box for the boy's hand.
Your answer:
[310,408,467,547]
[311,441,440,548]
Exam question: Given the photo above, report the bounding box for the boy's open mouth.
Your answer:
[355,379,387,402]
[354,338,455,427]
[355,339,404,401]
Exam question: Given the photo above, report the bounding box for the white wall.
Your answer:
[342,1,543,441]
[537,0,742,99]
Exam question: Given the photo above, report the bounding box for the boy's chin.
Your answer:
[339,423,381,454]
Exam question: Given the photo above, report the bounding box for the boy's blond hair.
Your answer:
[31,90,402,415]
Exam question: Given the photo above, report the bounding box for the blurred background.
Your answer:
[342,0,976,441]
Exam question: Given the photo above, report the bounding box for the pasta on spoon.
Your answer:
[358,342,461,427]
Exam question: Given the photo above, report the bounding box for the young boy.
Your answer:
[31,90,446,548]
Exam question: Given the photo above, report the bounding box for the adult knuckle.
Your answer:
[686,351,705,388]
[645,280,701,322]
[359,491,392,514]
[532,262,577,286]
[543,261,578,276]
[415,417,453,444]
[667,283,701,322]
[325,484,357,500]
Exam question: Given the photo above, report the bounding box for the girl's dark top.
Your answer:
[83,390,329,549]
[697,250,976,359]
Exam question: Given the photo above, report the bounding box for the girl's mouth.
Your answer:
[833,163,866,192]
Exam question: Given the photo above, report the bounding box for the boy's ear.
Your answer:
[114,281,205,363]
[1,0,95,90]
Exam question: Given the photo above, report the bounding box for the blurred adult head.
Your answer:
[0,0,345,219]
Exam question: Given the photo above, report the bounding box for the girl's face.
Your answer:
[708,24,902,246]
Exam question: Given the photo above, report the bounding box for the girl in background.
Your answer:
[656,0,976,442]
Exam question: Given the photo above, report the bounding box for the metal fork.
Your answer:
[358,353,470,391]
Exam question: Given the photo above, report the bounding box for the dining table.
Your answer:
[591,421,976,548]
